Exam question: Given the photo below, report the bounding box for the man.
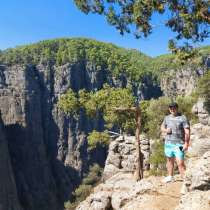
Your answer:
[161,102,190,183]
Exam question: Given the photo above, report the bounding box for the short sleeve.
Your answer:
[182,115,190,128]
[162,116,167,128]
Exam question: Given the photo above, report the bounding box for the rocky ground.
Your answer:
[76,149,210,210]
[76,172,184,210]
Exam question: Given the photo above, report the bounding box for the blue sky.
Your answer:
[0,0,210,57]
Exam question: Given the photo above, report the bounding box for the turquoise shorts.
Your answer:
[164,143,185,160]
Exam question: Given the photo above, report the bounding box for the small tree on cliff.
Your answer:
[73,0,210,60]
[58,85,144,180]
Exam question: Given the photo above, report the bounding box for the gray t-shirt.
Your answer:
[162,113,190,144]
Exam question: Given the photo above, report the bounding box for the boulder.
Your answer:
[184,151,210,192]
[103,135,150,180]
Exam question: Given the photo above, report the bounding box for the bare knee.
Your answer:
[176,159,185,169]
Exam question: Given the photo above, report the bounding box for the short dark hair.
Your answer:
[168,102,178,108]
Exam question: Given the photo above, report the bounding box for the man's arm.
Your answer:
[182,115,190,150]
[161,122,172,135]
[183,128,190,150]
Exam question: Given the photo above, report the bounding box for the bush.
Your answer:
[58,89,79,115]
[82,164,103,185]
[176,95,198,124]
[87,130,110,150]
[73,184,92,202]
[65,164,103,209]
[149,140,166,176]
[64,201,77,210]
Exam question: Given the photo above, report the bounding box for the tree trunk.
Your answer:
[135,105,143,181]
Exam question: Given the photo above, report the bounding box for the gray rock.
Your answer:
[188,123,210,157]
[103,164,120,180]
[106,152,121,168]
[160,67,200,97]
[89,192,112,210]
[184,151,210,192]
[175,190,210,210]
[141,140,150,145]
[111,191,132,209]
[103,134,150,180]
[121,155,136,171]
[141,144,150,151]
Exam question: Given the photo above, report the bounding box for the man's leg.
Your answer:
[167,157,175,176]
[176,158,186,178]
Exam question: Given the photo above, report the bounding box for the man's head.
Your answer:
[168,102,178,116]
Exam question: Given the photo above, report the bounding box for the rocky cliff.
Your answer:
[160,57,210,97]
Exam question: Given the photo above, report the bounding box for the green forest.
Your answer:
[1,38,208,84]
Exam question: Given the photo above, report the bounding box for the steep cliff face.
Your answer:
[0,64,60,210]
[0,114,22,210]
[160,57,210,97]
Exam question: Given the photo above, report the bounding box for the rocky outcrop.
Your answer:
[175,151,210,210]
[184,152,210,192]
[175,99,210,210]
[187,99,210,157]
[192,98,210,125]
[76,173,183,210]
[103,135,150,180]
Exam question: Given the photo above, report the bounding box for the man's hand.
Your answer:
[183,142,189,151]
[161,124,172,136]
[166,128,172,134]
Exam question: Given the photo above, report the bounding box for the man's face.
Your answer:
[169,106,178,116]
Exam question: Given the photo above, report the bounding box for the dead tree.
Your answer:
[114,104,143,181]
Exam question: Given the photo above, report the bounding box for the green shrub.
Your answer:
[82,164,103,185]
[65,164,103,209]
[73,184,92,202]
[58,89,79,115]
[64,201,77,210]
[150,140,166,167]
[176,95,198,124]
[149,140,166,176]
[87,130,110,150]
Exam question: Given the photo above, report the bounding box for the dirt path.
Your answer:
[122,176,183,210]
